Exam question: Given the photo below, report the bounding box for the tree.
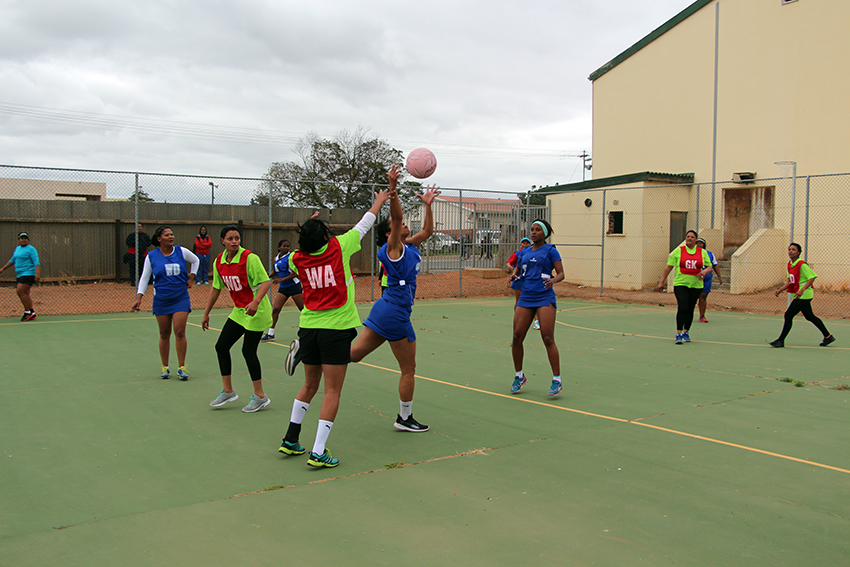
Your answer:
[128,187,154,202]
[252,127,422,210]
[517,185,548,206]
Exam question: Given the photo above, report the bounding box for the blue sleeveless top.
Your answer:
[378,242,421,308]
[149,246,188,301]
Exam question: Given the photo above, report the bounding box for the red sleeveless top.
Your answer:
[292,238,348,310]
[215,249,256,308]
[679,246,703,275]
[787,260,807,294]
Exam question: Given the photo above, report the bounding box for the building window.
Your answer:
[607,211,624,235]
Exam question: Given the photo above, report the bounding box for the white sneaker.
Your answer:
[533,320,540,330]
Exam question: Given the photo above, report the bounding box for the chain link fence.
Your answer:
[547,173,850,318]
[0,165,546,318]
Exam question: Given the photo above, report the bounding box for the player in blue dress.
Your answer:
[261,239,304,341]
[350,164,440,432]
[508,219,564,396]
[131,226,199,381]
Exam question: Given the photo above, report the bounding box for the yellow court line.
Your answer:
[556,320,850,349]
[354,360,850,476]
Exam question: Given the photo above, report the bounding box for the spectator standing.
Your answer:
[0,232,40,321]
[125,223,151,286]
[193,226,212,285]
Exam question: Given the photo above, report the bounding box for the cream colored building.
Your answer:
[0,178,106,201]
[549,0,850,292]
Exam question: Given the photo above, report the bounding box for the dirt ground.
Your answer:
[1,271,848,320]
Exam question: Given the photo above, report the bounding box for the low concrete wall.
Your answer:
[730,228,788,294]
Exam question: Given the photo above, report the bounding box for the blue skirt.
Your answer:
[363,297,416,342]
[152,291,191,316]
[516,289,557,309]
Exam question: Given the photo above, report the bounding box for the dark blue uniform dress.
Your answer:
[274,252,302,296]
[363,243,420,342]
[149,246,191,316]
[515,243,561,309]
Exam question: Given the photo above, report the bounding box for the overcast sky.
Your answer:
[0,0,694,200]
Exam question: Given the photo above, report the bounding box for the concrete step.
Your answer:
[714,260,731,291]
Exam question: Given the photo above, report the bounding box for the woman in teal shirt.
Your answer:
[0,232,40,321]
[657,230,713,344]
[769,242,835,348]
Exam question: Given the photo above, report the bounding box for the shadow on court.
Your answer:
[1,299,848,566]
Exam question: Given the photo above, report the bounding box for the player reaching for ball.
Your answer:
[509,219,564,396]
[279,190,392,468]
[350,164,440,432]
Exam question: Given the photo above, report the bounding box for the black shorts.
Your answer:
[297,328,358,366]
[16,276,36,286]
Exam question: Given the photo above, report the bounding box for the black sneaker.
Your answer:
[820,335,836,347]
[20,312,30,322]
[285,339,300,376]
[393,414,429,432]
[769,339,785,348]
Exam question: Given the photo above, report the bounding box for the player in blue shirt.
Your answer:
[261,239,304,341]
[508,219,564,396]
[0,232,41,321]
[350,164,440,432]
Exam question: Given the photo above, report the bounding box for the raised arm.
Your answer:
[406,184,441,248]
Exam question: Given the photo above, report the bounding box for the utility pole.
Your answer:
[580,151,592,181]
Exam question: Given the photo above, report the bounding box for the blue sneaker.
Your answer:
[510,374,527,394]
[161,366,170,379]
[675,334,684,345]
[548,380,563,396]
[682,332,691,343]
[177,366,189,381]
[308,449,339,468]
[260,333,274,342]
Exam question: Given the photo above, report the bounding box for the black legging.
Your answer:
[778,298,830,341]
[674,286,702,331]
[215,318,263,381]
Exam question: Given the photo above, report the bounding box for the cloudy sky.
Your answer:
[0,0,694,200]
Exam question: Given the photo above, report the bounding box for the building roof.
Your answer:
[588,0,712,82]
[543,172,695,193]
[437,195,521,212]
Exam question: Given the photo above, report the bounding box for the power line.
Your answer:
[0,101,588,161]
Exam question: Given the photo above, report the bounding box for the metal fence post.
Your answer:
[804,175,811,259]
[600,188,607,296]
[458,189,463,297]
[134,173,139,287]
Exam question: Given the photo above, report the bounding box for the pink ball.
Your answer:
[406,148,437,179]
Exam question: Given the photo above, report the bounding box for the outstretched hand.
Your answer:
[416,184,441,206]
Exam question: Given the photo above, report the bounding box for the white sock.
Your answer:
[267,328,275,336]
[400,401,412,420]
[516,370,524,378]
[553,375,562,383]
[312,419,333,456]
[290,399,309,424]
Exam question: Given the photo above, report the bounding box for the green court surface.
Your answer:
[2,299,849,566]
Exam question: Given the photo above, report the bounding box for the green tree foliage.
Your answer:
[128,187,154,202]
[253,127,422,210]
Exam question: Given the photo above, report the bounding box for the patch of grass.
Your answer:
[263,485,286,492]
[385,461,405,469]
[834,384,850,391]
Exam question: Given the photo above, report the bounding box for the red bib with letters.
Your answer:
[215,249,255,308]
[293,238,347,310]
[787,260,807,294]
[679,246,703,275]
